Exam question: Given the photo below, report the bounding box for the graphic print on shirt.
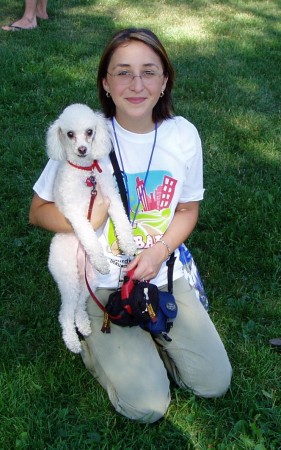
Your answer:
[108,170,177,255]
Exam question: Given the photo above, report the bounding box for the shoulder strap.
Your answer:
[109,149,129,217]
[166,253,176,293]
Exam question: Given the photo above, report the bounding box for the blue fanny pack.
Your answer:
[140,290,178,341]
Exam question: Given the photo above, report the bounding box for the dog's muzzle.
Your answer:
[78,146,87,156]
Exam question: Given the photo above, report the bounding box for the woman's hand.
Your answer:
[127,242,168,281]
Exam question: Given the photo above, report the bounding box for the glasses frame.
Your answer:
[107,70,164,85]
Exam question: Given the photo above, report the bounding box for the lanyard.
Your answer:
[111,118,158,226]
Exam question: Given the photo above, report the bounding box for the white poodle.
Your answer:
[47,103,136,353]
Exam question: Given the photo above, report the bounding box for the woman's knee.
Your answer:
[109,386,171,423]
[81,332,171,423]
[193,358,232,398]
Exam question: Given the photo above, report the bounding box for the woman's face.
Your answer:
[103,41,168,132]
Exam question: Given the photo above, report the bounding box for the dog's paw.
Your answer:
[75,312,92,337]
[128,241,137,256]
[77,322,92,337]
[118,238,137,256]
[90,255,110,274]
[63,330,82,354]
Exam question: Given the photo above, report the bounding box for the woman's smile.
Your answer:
[126,97,146,104]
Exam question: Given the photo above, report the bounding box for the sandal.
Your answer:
[1,23,36,31]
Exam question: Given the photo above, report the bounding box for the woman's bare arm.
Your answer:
[29,190,110,233]
[127,201,199,281]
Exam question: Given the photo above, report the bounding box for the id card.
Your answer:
[117,256,134,288]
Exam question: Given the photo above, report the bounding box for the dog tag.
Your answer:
[86,175,96,187]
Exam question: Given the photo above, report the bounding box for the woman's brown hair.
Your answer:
[97,28,175,122]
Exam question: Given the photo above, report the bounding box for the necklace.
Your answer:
[111,118,158,226]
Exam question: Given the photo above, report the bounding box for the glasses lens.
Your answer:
[117,73,133,84]
[109,71,163,85]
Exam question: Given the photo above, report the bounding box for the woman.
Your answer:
[29,28,232,423]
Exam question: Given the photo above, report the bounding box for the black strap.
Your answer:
[109,147,175,291]
[166,253,176,293]
[110,149,129,216]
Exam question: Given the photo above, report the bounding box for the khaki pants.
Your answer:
[80,277,232,423]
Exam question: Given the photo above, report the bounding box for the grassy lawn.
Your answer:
[0,1,280,448]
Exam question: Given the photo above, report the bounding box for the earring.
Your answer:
[106,91,111,98]
[160,91,165,98]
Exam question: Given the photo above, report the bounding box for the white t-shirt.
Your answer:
[34,116,204,288]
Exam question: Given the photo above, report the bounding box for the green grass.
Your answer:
[0,0,280,448]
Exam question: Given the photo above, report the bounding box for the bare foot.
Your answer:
[2,16,37,31]
[36,12,49,19]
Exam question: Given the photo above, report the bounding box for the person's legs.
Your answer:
[2,0,48,31]
[2,1,37,30]
[156,277,232,397]
[36,0,48,19]
[80,288,170,423]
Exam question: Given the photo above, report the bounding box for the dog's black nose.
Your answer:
[78,146,87,155]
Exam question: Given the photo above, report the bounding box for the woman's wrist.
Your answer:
[155,239,171,259]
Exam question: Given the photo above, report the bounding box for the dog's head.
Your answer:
[46,104,112,164]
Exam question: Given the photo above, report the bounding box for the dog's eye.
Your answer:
[67,131,74,139]
[86,129,93,137]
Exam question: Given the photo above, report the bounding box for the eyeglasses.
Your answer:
[107,70,164,85]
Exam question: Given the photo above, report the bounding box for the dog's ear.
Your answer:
[46,119,66,160]
[92,114,112,159]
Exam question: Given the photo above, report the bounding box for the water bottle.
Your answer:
[179,243,209,311]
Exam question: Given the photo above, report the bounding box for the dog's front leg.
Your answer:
[108,200,136,255]
[63,211,110,275]
[97,170,136,256]
[54,173,109,275]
